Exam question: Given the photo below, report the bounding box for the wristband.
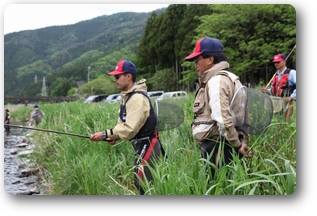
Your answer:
[102,131,107,141]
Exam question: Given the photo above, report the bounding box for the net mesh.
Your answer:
[154,101,184,131]
[230,86,250,135]
[247,88,273,135]
[230,87,273,135]
[270,96,284,113]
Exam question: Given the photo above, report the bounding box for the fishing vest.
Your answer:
[271,68,293,97]
[192,69,244,143]
[120,91,157,139]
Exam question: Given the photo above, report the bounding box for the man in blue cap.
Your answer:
[185,37,252,178]
[89,60,163,195]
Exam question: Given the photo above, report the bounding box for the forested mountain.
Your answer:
[4,4,296,97]
[4,10,164,96]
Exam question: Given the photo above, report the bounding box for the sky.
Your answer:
[3,3,169,35]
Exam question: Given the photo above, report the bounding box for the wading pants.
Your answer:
[200,138,239,179]
[132,131,162,195]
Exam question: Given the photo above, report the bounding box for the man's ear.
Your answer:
[127,73,133,81]
[208,56,214,66]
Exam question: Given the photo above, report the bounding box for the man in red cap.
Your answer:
[89,60,163,195]
[262,53,296,103]
[185,36,252,178]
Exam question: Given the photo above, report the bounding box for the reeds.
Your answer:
[26,95,296,195]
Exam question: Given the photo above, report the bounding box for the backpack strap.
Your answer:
[214,70,239,82]
[120,90,157,128]
[125,91,150,106]
[284,68,291,75]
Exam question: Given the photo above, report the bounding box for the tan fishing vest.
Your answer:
[192,70,243,145]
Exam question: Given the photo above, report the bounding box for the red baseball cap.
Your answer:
[272,54,286,62]
[108,60,137,75]
[185,36,223,61]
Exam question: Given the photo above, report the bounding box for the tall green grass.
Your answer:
[22,94,295,195]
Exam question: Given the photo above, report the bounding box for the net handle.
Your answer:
[155,100,159,124]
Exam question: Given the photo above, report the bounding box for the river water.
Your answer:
[4,126,44,195]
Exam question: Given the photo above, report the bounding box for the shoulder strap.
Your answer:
[124,91,155,111]
[284,68,291,75]
[125,91,149,105]
[215,70,239,82]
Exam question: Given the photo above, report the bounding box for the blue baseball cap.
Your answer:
[108,60,137,75]
[185,36,223,61]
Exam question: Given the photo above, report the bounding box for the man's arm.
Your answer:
[208,75,241,148]
[90,94,150,142]
[108,94,150,141]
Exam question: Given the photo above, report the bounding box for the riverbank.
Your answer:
[4,125,45,195]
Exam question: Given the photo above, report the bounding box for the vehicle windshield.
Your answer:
[162,93,173,98]
[85,96,97,102]
[106,95,119,101]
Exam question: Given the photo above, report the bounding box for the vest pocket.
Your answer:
[192,87,216,143]
[193,87,206,114]
[192,119,217,143]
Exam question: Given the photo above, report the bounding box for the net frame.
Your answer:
[230,87,273,135]
[154,100,184,131]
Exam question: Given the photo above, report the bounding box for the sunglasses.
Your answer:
[114,74,125,80]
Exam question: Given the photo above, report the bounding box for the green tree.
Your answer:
[137,12,160,75]
[50,77,77,96]
[147,68,176,92]
[79,75,119,96]
[177,4,212,60]
[137,4,211,90]
[190,4,296,85]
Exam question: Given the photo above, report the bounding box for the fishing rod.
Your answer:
[4,124,90,138]
[265,44,296,89]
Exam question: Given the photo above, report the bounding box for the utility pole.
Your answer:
[88,66,91,83]
[42,77,47,96]
[34,75,37,83]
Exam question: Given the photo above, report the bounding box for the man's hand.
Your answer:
[89,132,117,145]
[285,97,293,103]
[261,88,268,94]
[239,139,253,158]
[89,132,103,141]
[106,138,117,145]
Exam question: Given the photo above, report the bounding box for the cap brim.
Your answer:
[107,71,126,75]
[272,59,283,62]
[184,51,203,61]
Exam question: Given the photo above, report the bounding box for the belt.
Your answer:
[130,131,158,146]
[191,121,213,126]
[131,136,151,143]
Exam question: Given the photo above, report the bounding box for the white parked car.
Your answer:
[84,94,108,104]
[147,91,164,99]
[157,91,188,100]
[104,93,121,104]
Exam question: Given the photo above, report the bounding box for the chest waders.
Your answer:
[120,91,164,194]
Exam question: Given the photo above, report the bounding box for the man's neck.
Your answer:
[278,66,287,74]
[122,82,135,91]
